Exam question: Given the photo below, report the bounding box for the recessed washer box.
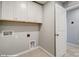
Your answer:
[2,30,14,37]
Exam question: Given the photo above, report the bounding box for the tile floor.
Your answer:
[19,44,79,57]
[19,48,50,57]
[64,44,79,57]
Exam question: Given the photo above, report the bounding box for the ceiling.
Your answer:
[36,1,67,5]
[35,1,47,4]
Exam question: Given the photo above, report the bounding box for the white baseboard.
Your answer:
[10,46,54,57]
[67,42,79,48]
[39,46,54,57]
[13,47,39,57]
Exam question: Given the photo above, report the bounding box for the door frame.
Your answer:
[54,3,56,57]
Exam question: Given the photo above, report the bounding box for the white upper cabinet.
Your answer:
[15,1,28,21]
[2,1,28,21]
[2,1,16,20]
[28,2,43,23]
[1,1,43,23]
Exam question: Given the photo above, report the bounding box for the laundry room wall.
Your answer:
[0,21,39,55]
[39,1,55,55]
[67,8,79,45]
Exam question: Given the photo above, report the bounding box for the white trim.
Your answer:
[12,47,39,57]
[39,46,54,57]
[8,46,54,57]
[67,42,79,48]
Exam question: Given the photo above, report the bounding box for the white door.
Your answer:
[55,4,67,57]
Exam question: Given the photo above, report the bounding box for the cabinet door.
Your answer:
[2,1,16,20]
[28,2,42,23]
[15,1,28,21]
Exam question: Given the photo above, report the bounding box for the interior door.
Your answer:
[55,4,67,57]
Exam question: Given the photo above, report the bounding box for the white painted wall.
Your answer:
[67,8,79,45]
[39,2,55,55]
[0,21,39,55]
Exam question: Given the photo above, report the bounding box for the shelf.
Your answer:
[0,19,42,24]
